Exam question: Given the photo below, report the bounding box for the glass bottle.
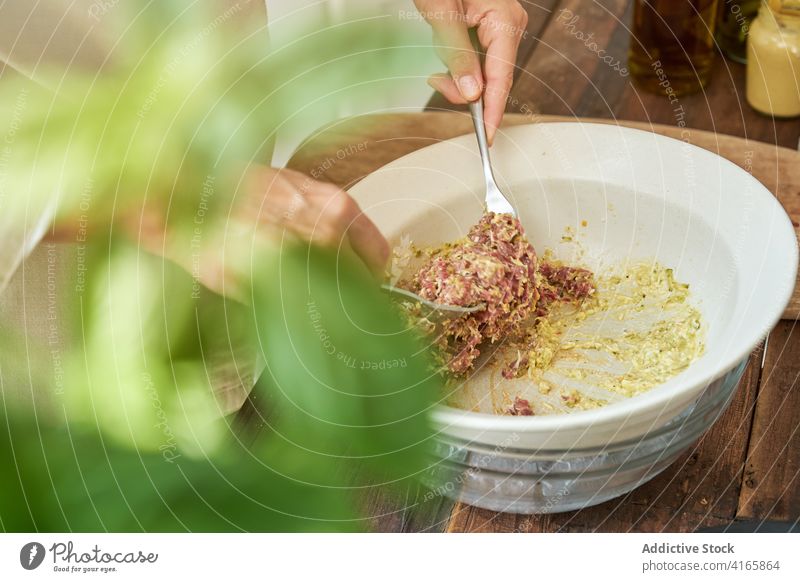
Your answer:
[746,0,800,117]
[716,0,761,62]
[629,0,720,96]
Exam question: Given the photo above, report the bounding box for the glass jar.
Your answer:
[717,0,761,62]
[746,0,800,117]
[629,0,720,96]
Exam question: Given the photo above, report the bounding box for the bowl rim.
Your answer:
[354,121,799,432]
[433,355,746,454]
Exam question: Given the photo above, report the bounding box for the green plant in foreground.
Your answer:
[0,2,443,531]
[1,242,441,531]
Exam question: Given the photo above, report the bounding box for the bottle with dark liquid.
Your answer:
[628,0,720,96]
[716,0,760,63]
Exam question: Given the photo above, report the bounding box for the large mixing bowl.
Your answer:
[424,356,747,514]
[349,122,797,511]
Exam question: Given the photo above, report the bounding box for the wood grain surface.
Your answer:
[738,321,800,522]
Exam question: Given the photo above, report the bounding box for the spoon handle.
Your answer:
[469,97,516,216]
[469,97,495,185]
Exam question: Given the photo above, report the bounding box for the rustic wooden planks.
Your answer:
[510,0,632,119]
[492,1,800,149]
[354,478,456,533]
[738,321,800,522]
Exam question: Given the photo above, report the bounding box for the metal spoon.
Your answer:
[469,96,516,216]
[380,284,485,321]
[382,97,515,319]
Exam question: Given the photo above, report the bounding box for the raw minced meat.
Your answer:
[537,262,595,314]
[397,214,606,417]
[507,396,534,416]
[501,350,529,379]
[410,212,539,374]
[407,212,594,378]
[400,220,704,417]
[401,213,597,379]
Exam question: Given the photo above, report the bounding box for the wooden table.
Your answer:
[257,0,800,532]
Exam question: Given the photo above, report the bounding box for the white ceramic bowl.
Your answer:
[350,122,798,450]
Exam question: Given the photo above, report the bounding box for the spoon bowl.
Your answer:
[380,284,485,321]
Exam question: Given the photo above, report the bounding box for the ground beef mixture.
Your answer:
[507,396,534,416]
[501,350,529,380]
[404,213,596,384]
[536,262,595,316]
[411,213,540,374]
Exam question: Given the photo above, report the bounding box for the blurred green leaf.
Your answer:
[0,411,359,532]
[62,241,225,456]
[254,244,439,482]
[0,0,444,532]
[0,3,430,233]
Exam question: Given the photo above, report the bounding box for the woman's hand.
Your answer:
[243,165,389,276]
[124,165,389,300]
[415,0,528,145]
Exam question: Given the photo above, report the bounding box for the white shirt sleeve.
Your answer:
[0,1,113,80]
[0,0,268,294]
